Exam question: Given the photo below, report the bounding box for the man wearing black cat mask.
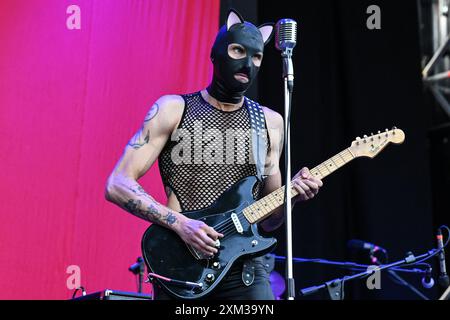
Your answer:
[106,9,323,300]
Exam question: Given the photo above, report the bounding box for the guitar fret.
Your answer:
[332,155,344,166]
[331,161,338,170]
[337,152,347,164]
[324,161,334,173]
[310,168,323,179]
[320,163,330,174]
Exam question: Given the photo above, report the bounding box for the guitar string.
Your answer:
[212,212,245,236]
[214,213,243,234]
[213,190,287,235]
[211,150,355,236]
[212,215,239,232]
[215,212,251,239]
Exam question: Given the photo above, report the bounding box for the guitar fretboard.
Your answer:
[243,148,355,224]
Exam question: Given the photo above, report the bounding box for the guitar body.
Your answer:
[141,176,277,299]
[140,127,406,299]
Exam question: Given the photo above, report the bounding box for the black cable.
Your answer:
[439,225,450,247]
[71,286,86,299]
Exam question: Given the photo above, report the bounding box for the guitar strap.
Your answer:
[242,97,268,286]
[244,97,268,182]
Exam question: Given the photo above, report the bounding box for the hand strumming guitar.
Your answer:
[174,216,224,257]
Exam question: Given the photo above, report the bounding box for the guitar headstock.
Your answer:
[349,127,405,158]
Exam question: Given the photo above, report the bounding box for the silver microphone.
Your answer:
[275,19,297,84]
[275,19,297,53]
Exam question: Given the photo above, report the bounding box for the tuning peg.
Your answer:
[392,126,397,134]
[363,135,367,143]
[385,128,389,137]
[356,136,361,145]
[370,133,374,141]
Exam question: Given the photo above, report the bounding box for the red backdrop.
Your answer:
[0,0,219,299]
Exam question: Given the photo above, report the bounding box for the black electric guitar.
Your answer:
[141,128,405,299]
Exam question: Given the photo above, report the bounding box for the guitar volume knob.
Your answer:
[205,273,215,283]
[212,262,221,269]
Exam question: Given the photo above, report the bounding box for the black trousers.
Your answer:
[153,257,274,300]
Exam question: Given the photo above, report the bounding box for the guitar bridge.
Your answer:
[186,243,214,260]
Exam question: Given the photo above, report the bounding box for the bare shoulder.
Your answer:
[145,94,185,132]
[153,94,184,118]
[261,106,283,129]
[156,94,184,107]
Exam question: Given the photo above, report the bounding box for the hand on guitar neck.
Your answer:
[291,167,323,203]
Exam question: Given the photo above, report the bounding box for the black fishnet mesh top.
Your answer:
[158,92,270,212]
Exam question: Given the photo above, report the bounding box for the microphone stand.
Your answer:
[370,250,431,300]
[386,269,430,300]
[138,259,145,293]
[129,257,145,293]
[299,250,436,300]
[274,254,430,299]
[281,48,295,300]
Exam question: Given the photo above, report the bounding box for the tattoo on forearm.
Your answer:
[123,199,174,225]
[164,211,177,225]
[147,204,162,219]
[124,199,143,216]
[129,185,152,198]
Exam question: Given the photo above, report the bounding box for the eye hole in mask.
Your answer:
[227,43,263,67]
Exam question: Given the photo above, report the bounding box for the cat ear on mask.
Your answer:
[258,23,275,45]
[226,9,245,31]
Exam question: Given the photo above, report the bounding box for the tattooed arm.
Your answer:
[105,95,222,256]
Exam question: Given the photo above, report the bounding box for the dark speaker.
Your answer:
[71,289,152,300]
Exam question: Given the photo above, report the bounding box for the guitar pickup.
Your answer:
[231,213,243,234]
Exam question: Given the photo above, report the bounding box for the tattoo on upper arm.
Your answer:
[128,129,150,149]
[127,103,159,150]
[144,103,159,122]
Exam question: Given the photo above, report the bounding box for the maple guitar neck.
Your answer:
[242,127,406,224]
[243,147,355,224]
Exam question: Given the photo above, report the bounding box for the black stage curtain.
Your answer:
[222,0,440,299]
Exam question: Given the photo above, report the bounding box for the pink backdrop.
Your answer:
[0,0,219,299]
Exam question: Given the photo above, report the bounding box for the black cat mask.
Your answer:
[207,9,274,104]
